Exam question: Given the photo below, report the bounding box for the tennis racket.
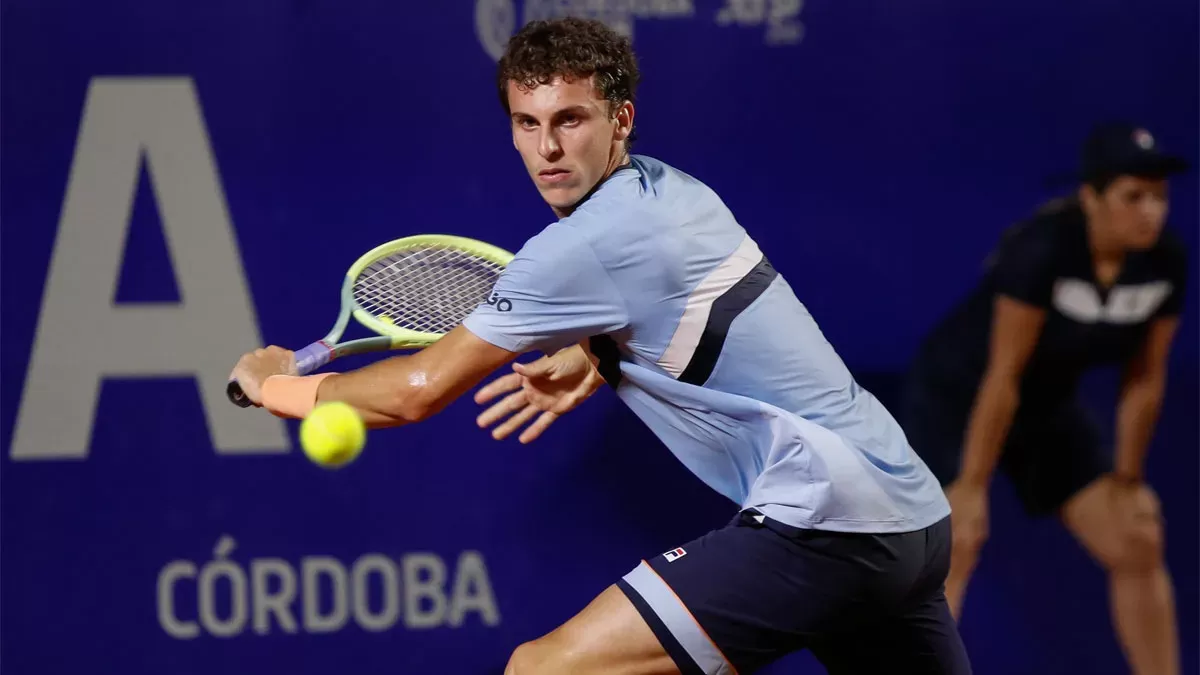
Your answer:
[227,234,514,407]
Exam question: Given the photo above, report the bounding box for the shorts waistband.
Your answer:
[736,508,817,540]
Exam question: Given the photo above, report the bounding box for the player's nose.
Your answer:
[537,128,562,160]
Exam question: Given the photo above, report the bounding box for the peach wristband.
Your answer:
[261,373,335,419]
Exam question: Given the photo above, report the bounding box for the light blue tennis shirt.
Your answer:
[464,155,950,533]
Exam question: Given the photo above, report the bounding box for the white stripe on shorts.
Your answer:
[622,560,735,675]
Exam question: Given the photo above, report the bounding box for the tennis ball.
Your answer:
[300,401,366,468]
[379,315,394,325]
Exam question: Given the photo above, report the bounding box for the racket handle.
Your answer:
[226,341,334,408]
[294,341,334,375]
[226,380,253,408]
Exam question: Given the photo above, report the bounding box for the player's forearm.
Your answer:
[315,355,443,429]
[309,326,517,429]
[1114,374,1165,482]
[958,372,1021,488]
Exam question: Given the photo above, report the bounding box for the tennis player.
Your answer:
[230,17,970,674]
[898,123,1188,675]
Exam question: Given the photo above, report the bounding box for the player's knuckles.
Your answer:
[1135,485,1162,515]
[232,361,257,379]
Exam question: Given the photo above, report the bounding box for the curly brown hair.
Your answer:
[497,17,640,140]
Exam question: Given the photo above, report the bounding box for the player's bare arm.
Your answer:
[1114,316,1179,483]
[230,325,519,428]
[956,295,1047,489]
[941,294,1046,618]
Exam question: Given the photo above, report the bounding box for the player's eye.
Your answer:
[516,117,538,130]
[558,114,580,127]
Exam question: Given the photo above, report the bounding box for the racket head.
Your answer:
[343,234,514,348]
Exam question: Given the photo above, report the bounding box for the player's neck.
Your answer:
[1084,216,1126,263]
[1084,216,1126,288]
[606,147,631,175]
[552,148,631,219]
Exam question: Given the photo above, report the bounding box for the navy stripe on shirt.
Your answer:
[678,256,779,386]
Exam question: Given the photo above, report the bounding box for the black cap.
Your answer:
[1080,122,1189,184]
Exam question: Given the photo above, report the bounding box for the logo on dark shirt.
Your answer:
[1052,279,1171,324]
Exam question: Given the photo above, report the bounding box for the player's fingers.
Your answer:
[474,372,524,404]
[513,356,555,379]
[519,411,559,444]
[492,403,540,440]
[229,365,264,406]
[476,390,528,428]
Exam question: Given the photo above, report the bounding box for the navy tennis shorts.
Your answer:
[616,510,971,674]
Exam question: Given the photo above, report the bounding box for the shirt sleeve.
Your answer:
[462,224,630,355]
[1154,230,1189,318]
[986,222,1059,308]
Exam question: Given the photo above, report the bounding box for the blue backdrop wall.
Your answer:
[2,1,1196,674]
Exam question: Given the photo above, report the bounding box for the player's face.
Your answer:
[506,76,633,217]
[1087,176,1170,250]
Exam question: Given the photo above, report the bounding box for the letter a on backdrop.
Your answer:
[10,77,290,460]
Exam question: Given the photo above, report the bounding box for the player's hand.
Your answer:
[474,342,605,443]
[946,480,990,562]
[229,346,298,406]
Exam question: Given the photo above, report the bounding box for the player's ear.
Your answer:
[612,101,634,143]
[1078,183,1100,214]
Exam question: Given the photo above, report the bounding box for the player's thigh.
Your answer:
[813,513,970,674]
[506,584,679,675]
[1000,401,1110,516]
[619,512,946,674]
[810,590,973,675]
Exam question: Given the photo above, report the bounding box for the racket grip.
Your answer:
[226,341,333,408]
[293,341,334,375]
[226,380,253,408]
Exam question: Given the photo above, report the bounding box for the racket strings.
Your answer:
[353,246,505,334]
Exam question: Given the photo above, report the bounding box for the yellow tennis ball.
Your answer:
[379,315,394,325]
[300,401,366,468]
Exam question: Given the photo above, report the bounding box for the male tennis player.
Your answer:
[230,17,969,674]
[899,122,1188,675]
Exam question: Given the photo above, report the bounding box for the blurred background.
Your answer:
[1,1,1196,673]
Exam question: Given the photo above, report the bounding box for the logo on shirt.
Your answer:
[1052,279,1172,324]
[663,547,687,562]
[486,293,512,312]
